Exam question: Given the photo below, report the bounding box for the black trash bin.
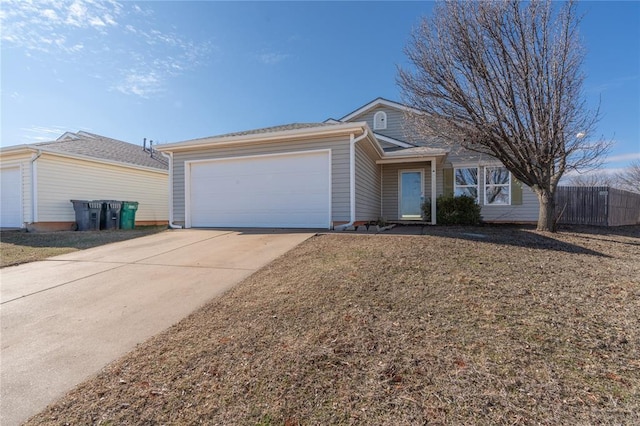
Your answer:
[70,200,102,231]
[100,200,122,230]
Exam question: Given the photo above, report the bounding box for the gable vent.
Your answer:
[374,111,387,130]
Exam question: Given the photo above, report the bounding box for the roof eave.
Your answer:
[376,151,448,164]
[0,144,38,155]
[157,122,370,152]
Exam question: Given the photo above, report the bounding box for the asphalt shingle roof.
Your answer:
[177,122,339,145]
[35,132,168,170]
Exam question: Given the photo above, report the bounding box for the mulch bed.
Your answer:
[26,225,640,425]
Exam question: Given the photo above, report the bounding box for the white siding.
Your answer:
[171,136,351,225]
[355,142,381,221]
[36,155,168,222]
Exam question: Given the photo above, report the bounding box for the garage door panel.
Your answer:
[189,151,331,228]
[194,173,327,195]
[1,167,22,228]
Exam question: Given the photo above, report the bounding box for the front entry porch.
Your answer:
[378,158,440,224]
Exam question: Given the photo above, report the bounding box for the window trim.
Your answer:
[373,111,387,130]
[483,166,511,205]
[453,166,479,203]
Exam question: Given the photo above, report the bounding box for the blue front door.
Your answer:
[400,171,423,219]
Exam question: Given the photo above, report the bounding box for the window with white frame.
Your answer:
[484,166,510,205]
[373,111,387,130]
[454,167,479,202]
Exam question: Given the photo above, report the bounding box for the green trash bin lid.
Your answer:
[122,201,139,210]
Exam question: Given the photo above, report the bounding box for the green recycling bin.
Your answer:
[119,201,139,229]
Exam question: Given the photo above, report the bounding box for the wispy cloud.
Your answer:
[258,52,291,65]
[1,0,212,98]
[588,74,639,93]
[1,0,121,52]
[605,152,640,163]
[113,70,164,98]
[19,125,86,142]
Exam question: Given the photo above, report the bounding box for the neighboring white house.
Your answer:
[157,98,539,229]
[0,131,169,231]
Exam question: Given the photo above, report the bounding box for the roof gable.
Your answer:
[338,97,423,122]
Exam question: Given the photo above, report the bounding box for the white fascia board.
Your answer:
[376,156,442,165]
[376,147,448,164]
[157,122,370,152]
[374,133,414,148]
[339,98,424,122]
[0,145,37,156]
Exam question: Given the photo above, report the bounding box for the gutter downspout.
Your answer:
[334,129,369,231]
[160,151,183,229]
[30,150,42,228]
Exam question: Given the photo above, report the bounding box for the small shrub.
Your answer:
[422,195,482,225]
[421,198,432,222]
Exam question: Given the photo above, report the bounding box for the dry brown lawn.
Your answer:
[26,225,640,425]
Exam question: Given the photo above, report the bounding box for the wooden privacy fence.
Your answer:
[556,186,640,226]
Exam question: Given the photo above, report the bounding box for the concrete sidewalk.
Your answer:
[0,229,314,426]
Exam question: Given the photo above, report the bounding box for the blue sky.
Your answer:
[1,1,638,174]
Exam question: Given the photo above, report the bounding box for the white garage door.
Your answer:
[1,167,22,228]
[188,150,331,228]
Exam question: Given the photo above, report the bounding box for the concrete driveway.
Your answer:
[0,229,314,426]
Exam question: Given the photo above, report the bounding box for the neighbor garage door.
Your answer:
[1,167,22,228]
[188,150,331,228]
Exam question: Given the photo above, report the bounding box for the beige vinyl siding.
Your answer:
[442,163,540,223]
[354,142,381,221]
[0,152,34,224]
[445,147,494,164]
[171,136,351,224]
[36,155,168,222]
[480,185,539,222]
[381,162,433,221]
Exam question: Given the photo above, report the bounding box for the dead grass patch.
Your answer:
[26,226,640,425]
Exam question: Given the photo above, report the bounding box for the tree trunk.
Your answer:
[535,189,557,232]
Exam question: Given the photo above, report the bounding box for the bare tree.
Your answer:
[398,0,609,231]
[616,160,640,193]
[567,172,614,187]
